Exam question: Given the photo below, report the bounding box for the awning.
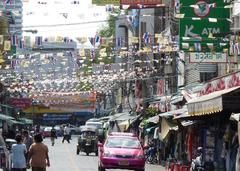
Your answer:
[146,107,188,123]
[187,86,240,116]
[0,114,15,121]
[18,118,33,125]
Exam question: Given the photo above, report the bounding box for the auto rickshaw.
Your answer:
[77,125,98,156]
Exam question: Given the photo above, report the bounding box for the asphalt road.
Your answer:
[40,135,165,171]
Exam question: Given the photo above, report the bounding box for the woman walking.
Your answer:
[27,133,50,171]
[11,134,27,171]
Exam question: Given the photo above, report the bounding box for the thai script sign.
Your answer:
[189,53,227,63]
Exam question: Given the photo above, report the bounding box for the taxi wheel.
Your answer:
[76,148,80,155]
[98,165,105,171]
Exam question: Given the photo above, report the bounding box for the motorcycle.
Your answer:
[145,145,158,164]
[190,147,205,171]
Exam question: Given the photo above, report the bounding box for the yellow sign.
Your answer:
[92,0,119,5]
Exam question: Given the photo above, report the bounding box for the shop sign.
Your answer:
[179,0,230,52]
[9,98,32,109]
[189,53,227,63]
[92,0,119,5]
[199,71,240,96]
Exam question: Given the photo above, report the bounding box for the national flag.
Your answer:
[194,42,201,52]
[11,34,18,46]
[95,35,101,47]
[90,49,95,59]
[116,37,122,47]
[35,36,43,46]
[143,32,151,44]
[4,0,13,4]
[19,39,25,49]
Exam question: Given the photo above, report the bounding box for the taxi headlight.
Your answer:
[135,155,145,159]
[103,152,114,157]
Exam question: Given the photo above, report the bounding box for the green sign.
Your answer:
[179,0,230,52]
[92,0,119,5]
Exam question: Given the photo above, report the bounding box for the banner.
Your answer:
[9,98,32,109]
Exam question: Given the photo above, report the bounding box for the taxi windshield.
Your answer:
[105,137,141,149]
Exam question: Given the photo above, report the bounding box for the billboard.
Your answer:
[179,0,230,53]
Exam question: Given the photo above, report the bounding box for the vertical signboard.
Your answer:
[179,0,230,53]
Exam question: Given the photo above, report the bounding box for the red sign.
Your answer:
[120,0,164,8]
[9,98,32,109]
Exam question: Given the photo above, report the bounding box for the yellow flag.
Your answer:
[130,37,139,44]
[79,49,85,57]
[4,41,11,51]
[56,36,63,42]
[0,35,3,45]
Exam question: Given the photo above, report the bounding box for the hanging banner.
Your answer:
[9,98,32,109]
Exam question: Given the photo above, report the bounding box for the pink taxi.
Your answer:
[98,132,145,171]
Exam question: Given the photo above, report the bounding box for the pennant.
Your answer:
[19,39,25,49]
[90,49,95,59]
[35,36,43,46]
[116,37,122,47]
[11,34,18,46]
[4,40,11,51]
[143,32,150,44]
[95,35,101,47]
[130,37,139,44]
[79,49,85,57]
[0,35,3,45]
[56,36,63,42]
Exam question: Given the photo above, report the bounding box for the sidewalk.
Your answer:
[146,163,166,171]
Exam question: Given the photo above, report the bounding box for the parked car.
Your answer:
[0,136,10,171]
[85,121,104,142]
[98,132,145,171]
[61,124,80,135]
[42,126,63,138]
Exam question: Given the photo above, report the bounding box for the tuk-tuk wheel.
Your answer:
[95,151,98,156]
[77,148,80,155]
[86,152,89,156]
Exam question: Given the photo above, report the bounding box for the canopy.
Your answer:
[146,107,188,123]
[0,113,15,121]
[187,86,240,116]
[18,118,33,125]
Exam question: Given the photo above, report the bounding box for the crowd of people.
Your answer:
[10,131,50,171]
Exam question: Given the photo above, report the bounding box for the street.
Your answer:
[43,136,165,171]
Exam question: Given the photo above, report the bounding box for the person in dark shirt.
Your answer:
[50,126,56,146]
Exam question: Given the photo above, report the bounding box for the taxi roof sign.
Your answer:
[109,132,137,137]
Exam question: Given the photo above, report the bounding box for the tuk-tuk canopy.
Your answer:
[80,125,98,132]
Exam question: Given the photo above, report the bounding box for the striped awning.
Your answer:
[187,86,240,116]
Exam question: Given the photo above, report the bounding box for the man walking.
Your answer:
[50,126,56,146]
[62,124,70,143]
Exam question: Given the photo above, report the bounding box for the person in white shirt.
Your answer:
[11,134,27,171]
[62,124,70,143]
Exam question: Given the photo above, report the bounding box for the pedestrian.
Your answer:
[50,126,56,146]
[11,134,27,171]
[23,130,33,151]
[62,124,70,143]
[22,130,33,161]
[27,133,50,171]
